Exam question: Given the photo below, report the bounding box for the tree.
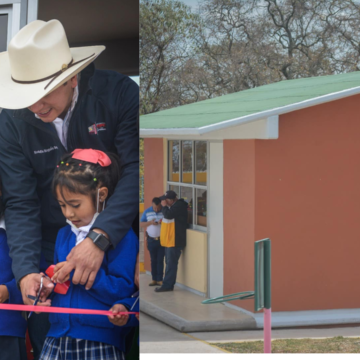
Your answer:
[140,0,360,112]
[196,0,270,95]
[196,0,335,91]
[320,0,360,72]
[140,0,360,200]
[140,0,201,114]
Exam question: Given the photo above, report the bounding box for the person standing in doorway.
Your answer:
[140,197,164,286]
[155,190,187,292]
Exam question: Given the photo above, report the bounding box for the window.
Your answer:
[169,140,180,182]
[168,140,208,230]
[0,2,22,52]
[181,141,193,184]
[169,184,180,197]
[0,15,8,52]
[196,188,207,227]
[180,186,193,225]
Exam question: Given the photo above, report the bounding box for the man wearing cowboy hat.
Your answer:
[0,19,139,358]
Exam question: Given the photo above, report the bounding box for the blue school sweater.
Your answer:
[47,225,138,351]
[0,228,27,338]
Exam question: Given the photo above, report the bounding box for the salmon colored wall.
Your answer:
[255,94,360,311]
[144,138,164,271]
[223,140,256,312]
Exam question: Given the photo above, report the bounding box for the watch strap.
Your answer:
[87,230,111,252]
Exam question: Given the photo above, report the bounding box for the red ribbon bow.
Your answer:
[45,265,70,295]
[71,149,112,167]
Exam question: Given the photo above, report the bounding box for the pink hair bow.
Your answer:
[71,149,112,167]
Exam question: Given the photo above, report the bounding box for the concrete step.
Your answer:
[140,273,257,332]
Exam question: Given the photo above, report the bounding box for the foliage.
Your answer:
[139,0,360,201]
[213,336,360,353]
[140,0,201,114]
[140,0,360,113]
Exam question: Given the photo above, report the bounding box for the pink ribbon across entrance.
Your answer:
[0,303,138,316]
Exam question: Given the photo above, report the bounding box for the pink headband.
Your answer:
[71,149,112,167]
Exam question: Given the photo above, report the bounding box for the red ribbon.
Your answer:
[0,303,138,316]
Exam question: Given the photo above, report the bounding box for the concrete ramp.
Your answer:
[140,274,257,332]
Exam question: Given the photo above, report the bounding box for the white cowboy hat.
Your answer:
[0,19,105,110]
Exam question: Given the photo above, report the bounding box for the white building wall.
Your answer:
[208,141,224,298]
[27,0,38,22]
[0,0,35,50]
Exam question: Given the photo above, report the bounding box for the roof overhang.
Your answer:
[140,85,360,139]
[141,116,279,140]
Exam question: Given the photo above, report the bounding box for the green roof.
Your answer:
[140,71,360,130]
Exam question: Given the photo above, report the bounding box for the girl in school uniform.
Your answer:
[0,182,27,360]
[39,148,138,360]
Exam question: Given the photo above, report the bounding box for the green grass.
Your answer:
[212,336,360,353]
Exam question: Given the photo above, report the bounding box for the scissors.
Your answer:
[27,276,43,318]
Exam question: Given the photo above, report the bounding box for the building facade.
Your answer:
[141,71,360,325]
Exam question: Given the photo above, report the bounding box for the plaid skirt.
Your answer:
[39,337,124,360]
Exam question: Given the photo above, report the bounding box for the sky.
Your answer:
[179,0,200,11]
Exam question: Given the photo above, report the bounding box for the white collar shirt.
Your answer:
[67,218,94,246]
[35,81,79,150]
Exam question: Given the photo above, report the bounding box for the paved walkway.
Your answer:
[189,325,360,343]
[140,273,256,332]
[140,313,226,353]
[141,311,360,353]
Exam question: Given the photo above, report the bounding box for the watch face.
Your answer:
[94,233,110,251]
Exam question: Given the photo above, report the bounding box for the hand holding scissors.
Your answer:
[27,274,53,317]
[20,272,54,306]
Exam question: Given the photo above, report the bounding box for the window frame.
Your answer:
[0,2,21,49]
[167,140,208,232]
[0,6,13,48]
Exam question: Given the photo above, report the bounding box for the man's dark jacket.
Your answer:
[0,63,139,283]
[161,199,188,247]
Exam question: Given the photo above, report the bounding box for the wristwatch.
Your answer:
[87,230,111,252]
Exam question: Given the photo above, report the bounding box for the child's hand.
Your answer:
[0,285,9,303]
[135,313,139,321]
[51,262,70,283]
[108,304,129,326]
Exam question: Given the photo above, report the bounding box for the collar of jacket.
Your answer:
[12,63,95,125]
